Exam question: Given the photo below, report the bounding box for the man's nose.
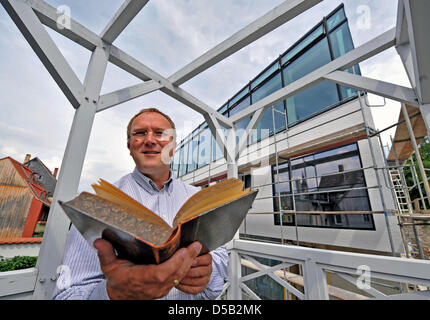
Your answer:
[144,131,157,144]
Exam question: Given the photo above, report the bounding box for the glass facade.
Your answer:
[172,5,360,182]
[272,143,375,230]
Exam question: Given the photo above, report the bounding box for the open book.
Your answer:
[59,178,258,264]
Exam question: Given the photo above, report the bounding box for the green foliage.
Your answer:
[403,138,430,207]
[0,255,38,272]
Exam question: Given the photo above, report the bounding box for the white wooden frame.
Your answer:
[0,0,429,300]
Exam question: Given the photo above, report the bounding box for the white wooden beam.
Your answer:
[168,0,322,86]
[1,0,84,108]
[27,0,102,50]
[230,27,396,124]
[33,45,109,300]
[97,80,162,112]
[203,112,235,163]
[100,0,149,44]
[108,45,233,128]
[323,70,419,107]
[396,0,430,105]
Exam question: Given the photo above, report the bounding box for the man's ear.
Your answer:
[127,140,130,152]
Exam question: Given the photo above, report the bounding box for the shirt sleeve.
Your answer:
[195,245,230,300]
[52,226,110,300]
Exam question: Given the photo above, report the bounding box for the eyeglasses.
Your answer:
[130,129,175,142]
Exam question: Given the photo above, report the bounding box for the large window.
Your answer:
[329,21,359,100]
[251,71,286,144]
[229,96,251,144]
[283,38,340,126]
[179,143,188,177]
[174,5,361,177]
[272,143,375,230]
[197,125,211,169]
[187,133,199,173]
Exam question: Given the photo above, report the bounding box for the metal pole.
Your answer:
[272,107,286,245]
[382,134,410,259]
[33,45,109,299]
[400,104,429,259]
[401,103,430,203]
[226,127,241,300]
[356,89,397,257]
[410,155,427,210]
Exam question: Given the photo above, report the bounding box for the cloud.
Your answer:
[0,0,411,193]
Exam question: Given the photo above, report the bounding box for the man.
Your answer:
[53,108,229,300]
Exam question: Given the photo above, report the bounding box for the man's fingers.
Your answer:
[191,253,212,267]
[94,238,117,268]
[158,241,202,281]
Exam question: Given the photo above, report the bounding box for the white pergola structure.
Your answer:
[1,0,430,300]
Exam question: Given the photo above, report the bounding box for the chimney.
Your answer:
[53,167,59,178]
[24,154,31,163]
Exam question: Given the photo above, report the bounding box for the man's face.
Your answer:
[127,112,176,176]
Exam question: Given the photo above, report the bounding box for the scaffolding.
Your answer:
[1,0,430,300]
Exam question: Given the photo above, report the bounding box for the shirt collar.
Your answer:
[131,167,174,194]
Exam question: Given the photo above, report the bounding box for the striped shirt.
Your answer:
[53,168,229,300]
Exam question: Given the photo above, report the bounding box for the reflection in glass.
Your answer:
[179,144,188,177]
[197,127,211,169]
[272,143,374,229]
[327,7,346,31]
[251,72,286,144]
[283,38,339,126]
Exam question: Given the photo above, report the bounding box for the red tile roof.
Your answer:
[0,237,43,244]
[0,156,51,205]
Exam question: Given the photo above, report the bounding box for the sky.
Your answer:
[0,0,411,192]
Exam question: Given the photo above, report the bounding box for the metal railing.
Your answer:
[223,239,430,300]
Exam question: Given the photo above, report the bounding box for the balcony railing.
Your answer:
[223,239,430,300]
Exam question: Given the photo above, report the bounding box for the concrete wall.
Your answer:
[0,243,41,258]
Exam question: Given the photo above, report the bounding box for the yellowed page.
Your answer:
[173,178,246,226]
[92,179,169,229]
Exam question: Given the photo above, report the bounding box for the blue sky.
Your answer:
[0,0,410,192]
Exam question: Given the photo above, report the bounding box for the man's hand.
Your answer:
[93,238,202,300]
[176,252,212,295]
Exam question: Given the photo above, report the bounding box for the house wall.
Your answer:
[180,98,405,255]
[0,186,33,238]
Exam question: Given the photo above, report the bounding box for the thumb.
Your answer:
[188,241,203,259]
[93,238,117,267]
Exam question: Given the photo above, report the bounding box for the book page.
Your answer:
[172,178,247,227]
[92,179,170,229]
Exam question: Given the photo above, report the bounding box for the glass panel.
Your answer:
[229,97,251,145]
[251,62,280,90]
[212,127,227,162]
[179,143,188,177]
[329,22,362,100]
[229,96,251,116]
[283,38,339,126]
[229,86,250,107]
[273,162,292,226]
[197,127,211,169]
[187,134,199,173]
[172,148,180,178]
[272,143,374,229]
[281,25,324,66]
[218,103,228,114]
[329,21,354,59]
[327,7,346,31]
[250,72,286,143]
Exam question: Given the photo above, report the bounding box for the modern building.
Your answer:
[2,0,429,300]
[172,4,404,257]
